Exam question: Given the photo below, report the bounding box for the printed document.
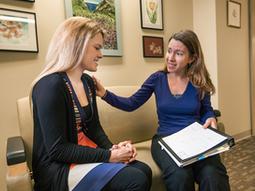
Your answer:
[161,122,228,160]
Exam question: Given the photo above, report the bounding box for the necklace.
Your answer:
[63,73,94,133]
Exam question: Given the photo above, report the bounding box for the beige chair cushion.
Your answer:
[97,86,158,144]
[134,140,166,190]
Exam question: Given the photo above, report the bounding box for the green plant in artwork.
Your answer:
[145,0,158,24]
[72,0,117,50]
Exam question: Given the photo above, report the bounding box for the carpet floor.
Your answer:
[222,136,255,191]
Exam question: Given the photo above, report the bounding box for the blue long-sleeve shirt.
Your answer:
[103,71,215,136]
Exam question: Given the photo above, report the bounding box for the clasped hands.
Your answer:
[109,140,137,164]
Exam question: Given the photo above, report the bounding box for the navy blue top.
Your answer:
[103,71,215,136]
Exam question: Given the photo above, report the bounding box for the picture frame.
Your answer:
[227,1,241,28]
[64,0,122,57]
[16,0,35,2]
[140,0,163,30]
[142,36,164,58]
[0,8,39,53]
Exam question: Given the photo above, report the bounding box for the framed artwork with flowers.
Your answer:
[140,0,163,30]
[142,36,164,57]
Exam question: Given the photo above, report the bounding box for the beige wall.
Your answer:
[0,0,193,190]
[0,0,252,190]
[216,0,251,138]
[193,0,219,108]
[251,0,255,136]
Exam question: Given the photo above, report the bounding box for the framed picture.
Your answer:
[0,8,39,52]
[142,36,164,58]
[227,1,241,28]
[16,0,35,2]
[140,0,163,30]
[64,0,122,57]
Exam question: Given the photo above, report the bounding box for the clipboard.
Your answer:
[158,122,235,167]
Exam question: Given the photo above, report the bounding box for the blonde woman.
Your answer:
[95,30,230,191]
[31,17,152,191]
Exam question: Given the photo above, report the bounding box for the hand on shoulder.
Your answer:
[92,76,106,98]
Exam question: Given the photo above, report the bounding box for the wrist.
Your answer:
[101,90,107,99]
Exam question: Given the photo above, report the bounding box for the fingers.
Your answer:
[211,120,217,129]
[203,120,210,128]
[124,143,137,163]
[118,140,131,147]
[119,146,134,163]
[132,146,137,158]
[203,117,217,129]
[92,75,106,97]
[110,141,137,164]
[110,144,119,151]
[92,75,98,83]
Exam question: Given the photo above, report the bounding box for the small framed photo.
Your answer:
[0,8,39,52]
[142,36,164,58]
[227,1,241,28]
[140,0,163,30]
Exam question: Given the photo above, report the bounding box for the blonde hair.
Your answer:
[162,30,215,99]
[31,16,104,92]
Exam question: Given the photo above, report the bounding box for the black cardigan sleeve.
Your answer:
[32,74,111,164]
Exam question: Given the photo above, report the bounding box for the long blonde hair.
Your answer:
[162,30,215,99]
[31,16,104,93]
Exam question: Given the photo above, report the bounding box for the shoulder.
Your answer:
[82,73,94,88]
[82,73,93,83]
[152,71,165,77]
[145,71,165,83]
[81,73,96,95]
[33,73,65,95]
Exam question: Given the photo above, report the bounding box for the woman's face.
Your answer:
[82,33,103,72]
[165,39,193,74]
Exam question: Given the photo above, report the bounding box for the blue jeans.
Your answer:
[151,135,230,191]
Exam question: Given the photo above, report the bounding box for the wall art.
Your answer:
[65,0,122,56]
[0,8,39,52]
[227,1,241,28]
[140,0,163,30]
[143,36,164,57]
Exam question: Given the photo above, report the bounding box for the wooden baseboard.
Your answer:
[233,130,252,142]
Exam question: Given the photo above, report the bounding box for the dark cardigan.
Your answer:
[32,72,113,191]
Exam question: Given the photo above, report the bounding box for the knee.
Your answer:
[199,165,228,182]
[132,170,151,191]
[163,168,194,186]
[140,163,152,182]
[126,166,151,191]
[129,161,152,187]
[198,165,230,191]
[175,169,193,183]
